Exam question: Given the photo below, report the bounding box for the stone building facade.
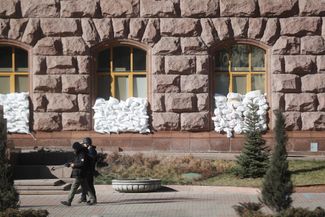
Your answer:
[0,0,325,152]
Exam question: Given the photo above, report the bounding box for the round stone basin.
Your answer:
[112,179,162,193]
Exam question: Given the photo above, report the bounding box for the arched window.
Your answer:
[0,46,29,93]
[96,45,147,101]
[214,44,266,95]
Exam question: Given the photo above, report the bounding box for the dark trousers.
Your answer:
[81,175,97,201]
[68,177,95,203]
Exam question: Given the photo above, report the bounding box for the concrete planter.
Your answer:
[112,179,162,193]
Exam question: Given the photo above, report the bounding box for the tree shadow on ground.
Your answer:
[291,166,325,175]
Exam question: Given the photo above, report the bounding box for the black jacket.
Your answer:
[70,148,91,178]
[87,146,97,174]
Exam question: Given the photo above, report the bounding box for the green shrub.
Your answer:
[233,202,264,217]
[0,208,49,217]
[279,207,325,217]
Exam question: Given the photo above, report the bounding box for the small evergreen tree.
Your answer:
[0,118,19,212]
[235,102,269,178]
[260,111,293,212]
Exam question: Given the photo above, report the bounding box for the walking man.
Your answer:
[61,142,96,206]
[79,137,97,204]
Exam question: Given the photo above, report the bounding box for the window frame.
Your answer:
[0,45,29,94]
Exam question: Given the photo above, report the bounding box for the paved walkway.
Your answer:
[20,185,325,217]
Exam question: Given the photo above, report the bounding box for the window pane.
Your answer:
[113,47,130,72]
[115,76,128,101]
[252,75,265,93]
[214,73,229,96]
[15,48,28,72]
[133,75,147,98]
[233,76,247,95]
[231,45,249,72]
[215,49,229,71]
[0,47,12,72]
[252,47,265,71]
[133,48,146,72]
[0,76,10,94]
[15,75,29,92]
[97,75,110,100]
[97,49,110,73]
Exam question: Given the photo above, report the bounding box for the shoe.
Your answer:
[87,200,96,206]
[61,201,71,206]
[78,198,87,203]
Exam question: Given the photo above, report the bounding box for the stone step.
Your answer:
[16,183,71,191]
[18,190,69,195]
[14,179,64,186]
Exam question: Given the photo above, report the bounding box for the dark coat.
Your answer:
[70,147,91,178]
[87,146,97,174]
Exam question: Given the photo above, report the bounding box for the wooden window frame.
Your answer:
[0,46,29,93]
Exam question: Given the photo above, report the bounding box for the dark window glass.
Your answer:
[215,49,229,71]
[0,46,12,72]
[97,75,111,100]
[133,48,146,72]
[15,48,28,72]
[97,49,110,72]
[231,45,249,72]
[113,46,130,72]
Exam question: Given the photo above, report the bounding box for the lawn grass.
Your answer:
[95,152,325,187]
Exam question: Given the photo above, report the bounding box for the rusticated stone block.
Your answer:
[81,19,100,46]
[46,56,76,74]
[21,0,59,17]
[62,112,91,130]
[301,74,325,93]
[32,56,47,75]
[180,0,219,17]
[152,112,180,130]
[161,18,201,37]
[248,18,266,39]
[62,75,89,94]
[181,112,209,131]
[165,56,195,74]
[33,75,61,92]
[46,93,78,112]
[181,74,208,93]
[21,18,42,46]
[220,0,257,17]
[78,94,90,112]
[0,19,9,38]
[271,92,285,112]
[62,37,89,55]
[200,19,217,46]
[318,56,325,73]
[153,75,180,93]
[165,93,196,112]
[272,36,300,55]
[196,55,209,74]
[41,18,81,37]
[283,112,301,130]
[181,37,207,54]
[299,0,325,16]
[153,37,180,55]
[141,19,160,44]
[32,93,48,112]
[271,55,284,74]
[301,112,325,130]
[285,93,317,112]
[197,93,209,111]
[61,0,100,17]
[77,56,91,74]
[301,36,325,55]
[129,18,147,40]
[0,0,18,18]
[152,56,164,74]
[212,18,232,41]
[112,18,129,38]
[280,17,321,36]
[261,18,280,45]
[284,56,316,75]
[259,0,298,17]
[272,74,300,92]
[93,19,113,41]
[101,0,139,17]
[152,93,165,112]
[33,112,61,131]
[33,37,62,55]
[8,19,28,40]
[231,18,248,38]
[140,0,178,17]
[318,93,325,111]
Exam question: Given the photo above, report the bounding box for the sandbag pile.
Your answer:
[0,92,30,134]
[93,97,150,134]
[212,90,268,138]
